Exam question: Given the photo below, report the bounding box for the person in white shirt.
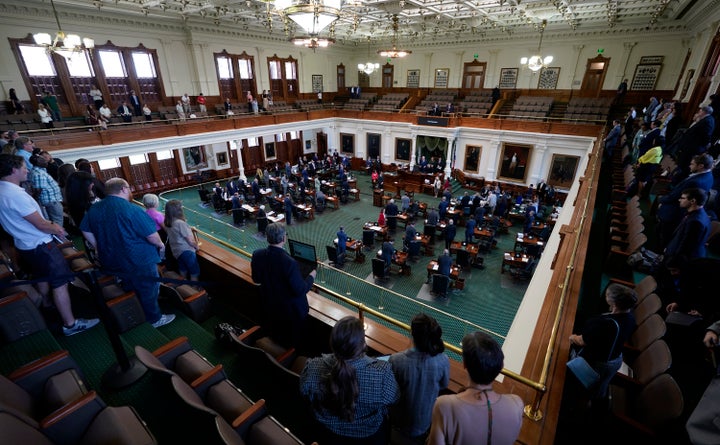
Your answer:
[98,103,113,120]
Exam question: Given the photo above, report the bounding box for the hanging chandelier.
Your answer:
[275,0,342,36]
[33,0,94,58]
[520,20,553,72]
[292,35,335,49]
[358,37,379,74]
[377,15,411,58]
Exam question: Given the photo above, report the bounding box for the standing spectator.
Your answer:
[142,193,166,241]
[164,199,200,282]
[76,161,106,199]
[175,100,186,121]
[38,150,64,182]
[673,105,715,181]
[80,177,175,328]
[390,313,449,444]
[89,84,103,110]
[251,222,315,349]
[14,137,35,169]
[64,170,95,229]
[262,90,270,111]
[568,284,637,399]
[9,88,25,114]
[181,93,191,114]
[129,90,142,116]
[427,331,523,445]
[37,104,53,128]
[117,101,133,123]
[663,188,711,265]
[224,97,233,115]
[603,119,622,160]
[300,316,400,444]
[615,78,628,105]
[246,91,254,113]
[41,90,62,121]
[0,154,99,336]
[491,86,501,106]
[29,154,63,226]
[686,319,720,445]
[196,93,207,113]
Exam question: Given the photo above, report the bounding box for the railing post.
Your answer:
[523,386,545,421]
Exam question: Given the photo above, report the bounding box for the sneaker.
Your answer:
[63,318,100,336]
[151,313,176,328]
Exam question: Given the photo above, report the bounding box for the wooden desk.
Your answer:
[294,203,315,220]
[414,234,433,255]
[267,211,284,223]
[326,195,339,210]
[449,241,479,259]
[364,222,388,240]
[502,252,532,274]
[334,238,365,263]
[376,249,411,276]
[514,235,544,252]
[473,227,495,241]
[349,188,360,201]
[426,260,460,281]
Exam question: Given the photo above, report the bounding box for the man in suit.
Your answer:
[603,119,622,159]
[381,240,396,275]
[129,90,142,116]
[674,106,715,181]
[117,101,133,122]
[657,154,714,248]
[226,177,239,197]
[445,218,457,250]
[284,193,294,225]
[663,188,711,265]
[251,223,315,350]
[336,226,347,267]
[638,119,664,157]
[437,249,452,278]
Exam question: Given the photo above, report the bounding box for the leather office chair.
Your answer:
[456,249,471,270]
[408,240,421,262]
[362,230,375,250]
[431,274,450,298]
[326,245,345,268]
[371,258,388,280]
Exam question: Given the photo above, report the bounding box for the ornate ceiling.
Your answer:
[35,0,719,48]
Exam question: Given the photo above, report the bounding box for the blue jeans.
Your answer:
[177,250,200,277]
[121,264,161,324]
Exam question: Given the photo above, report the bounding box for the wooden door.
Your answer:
[684,28,720,123]
[462,60,487,89]
[382,64,394,89]
[580,55,610,97]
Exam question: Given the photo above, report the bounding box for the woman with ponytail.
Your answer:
[300,316,399,444]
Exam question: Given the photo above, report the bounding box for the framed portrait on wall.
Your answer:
[395,138,412,161]
[434,68,449,88]
[498,143,532,182]
[367,133,381,159]
[537,67,560,89]
[499,68,518,89]
[264,141,276,161]
[464,145,481,172]
[631,64,662,91]
[183,146,207,170]
[547,154,580,189]
[312,74,323,93]
[216,151,228,167]
[340,133,355,155]
[407,69,420,88]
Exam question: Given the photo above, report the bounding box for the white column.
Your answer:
[444,137,452,177]
[232,140,247,181]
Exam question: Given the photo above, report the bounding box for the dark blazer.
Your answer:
[445,223,457,243]
[658,171,714,223]
[251,245,313,322]
[664,208,711,262]
[437,253,452,277]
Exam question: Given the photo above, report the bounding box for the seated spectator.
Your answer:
[390,313,450,444]
[427,331,523,445]
[117,101,133,123]
[568,284,637,400]
[300,316,400,444]
[142,103,153,121]
[98,103,113,121]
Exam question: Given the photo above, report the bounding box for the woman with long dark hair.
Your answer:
[389,313,450,444]
[301,316,399,444]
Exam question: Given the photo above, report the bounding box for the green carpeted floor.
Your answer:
[160,172,531,349]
